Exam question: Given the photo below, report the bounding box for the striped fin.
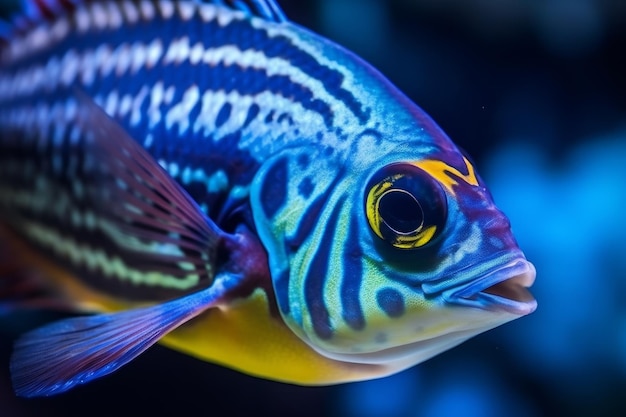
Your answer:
[75,92,223,285]
[0,93,224,299]
[11,271,242,397]
[0,266,67,313]
[0,234,78,313]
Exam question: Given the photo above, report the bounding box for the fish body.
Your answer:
[0,0,536,397]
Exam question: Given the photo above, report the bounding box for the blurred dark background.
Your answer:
[1,0,625,416]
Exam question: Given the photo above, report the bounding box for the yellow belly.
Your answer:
[159,288,387,385]
[2,225,387,385]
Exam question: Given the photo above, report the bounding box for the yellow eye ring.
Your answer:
[365,164,446,250]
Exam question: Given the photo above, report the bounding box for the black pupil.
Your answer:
[378,190,423,234]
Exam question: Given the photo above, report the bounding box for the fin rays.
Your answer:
[10,273,240,397]
[75,92,223,284]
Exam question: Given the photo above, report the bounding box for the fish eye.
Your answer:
[365,163,447,249]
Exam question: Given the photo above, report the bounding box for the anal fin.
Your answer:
[0,91,229,301]
[10,272,241,397]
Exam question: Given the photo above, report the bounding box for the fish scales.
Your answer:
[0,0,377,299]
[1,1,370,149]
[0,0,536,397]
[0,0,392,224]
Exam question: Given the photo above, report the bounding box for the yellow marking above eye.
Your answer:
[413,156,478,196]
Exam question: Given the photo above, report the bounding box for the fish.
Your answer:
[0,0,537,398]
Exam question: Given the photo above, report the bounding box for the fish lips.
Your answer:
[447,258,537,315]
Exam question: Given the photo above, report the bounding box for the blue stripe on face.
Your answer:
[258,156,288,219]
[286,191,330,250]
[268,166,336,319]
[303,197,345,340]
[274,269,291,315]
[340,215,365,330]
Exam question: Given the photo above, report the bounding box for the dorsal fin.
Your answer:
[0,0,287,45]
[0,0,80,41]
[0,0,287,32]
[201,0,287,22]
[0,0,68,23]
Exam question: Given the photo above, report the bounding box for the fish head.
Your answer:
[251,140,536,373]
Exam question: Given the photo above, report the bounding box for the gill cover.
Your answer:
[250,144,350,342]
[251,145,455,357]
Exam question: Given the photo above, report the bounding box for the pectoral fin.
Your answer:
[10,273,241,397]
[0,92,226,300]
[76,92,223,292]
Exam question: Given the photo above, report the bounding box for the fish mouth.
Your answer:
[449,258,537,315]
[308,258,536,367]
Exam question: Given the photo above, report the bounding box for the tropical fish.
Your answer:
[0,0,537,398]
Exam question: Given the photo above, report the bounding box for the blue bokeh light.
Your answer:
[338,369,419,417]
[483,132,626,381]
[418,364,537,417]
[339,132,626,416]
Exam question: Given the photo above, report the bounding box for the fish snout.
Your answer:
[450,258,537,315]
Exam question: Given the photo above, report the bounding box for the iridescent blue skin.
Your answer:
[0,0,536,390]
